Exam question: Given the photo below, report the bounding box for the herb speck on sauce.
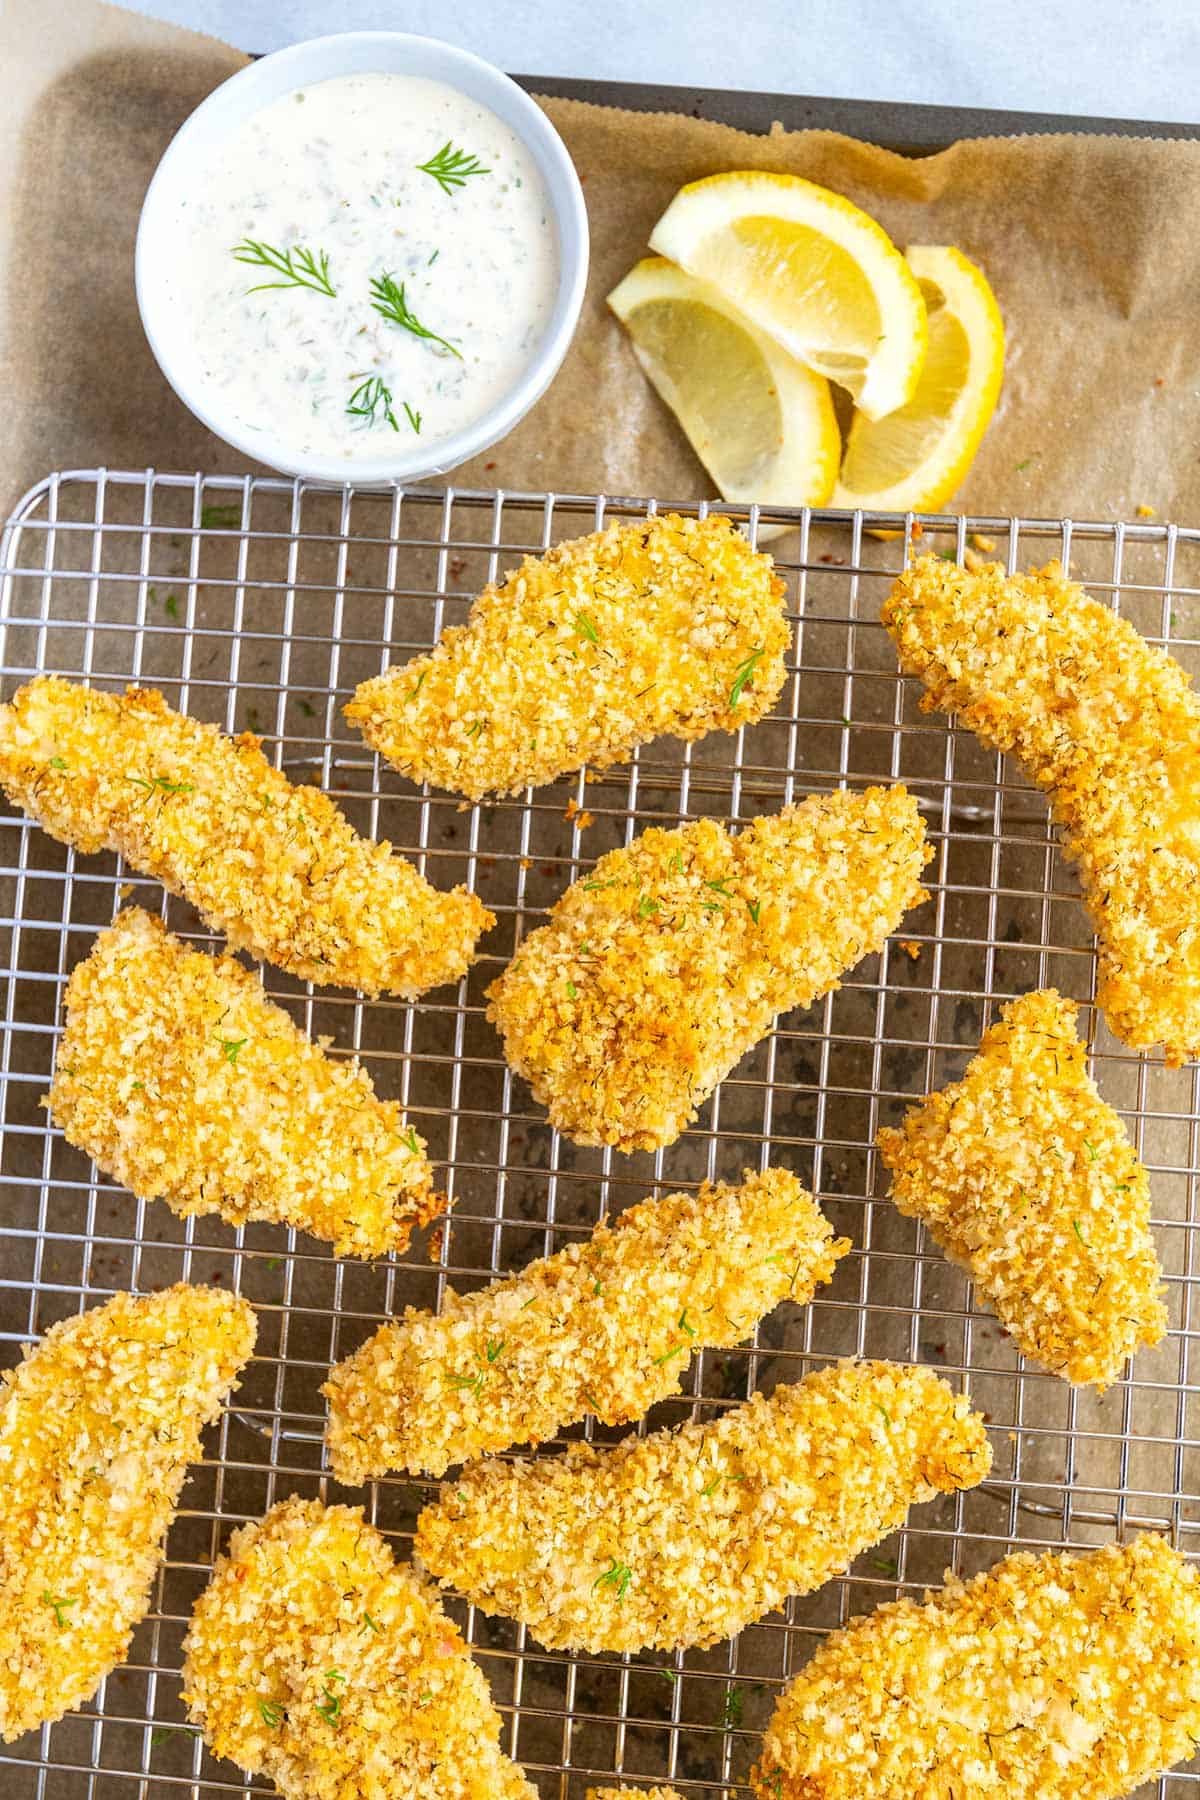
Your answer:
[172,72,558,458]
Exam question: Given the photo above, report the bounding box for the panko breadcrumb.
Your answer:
[345,513,789,800]
[486,785,930,1151]
[323,1168,849,1481]
[414,1360,990,1653]
[49,908,441,1259]
[753,1534,1200,1800]
[0,676,491,995]
[590,1789,684,1800]
[0,1283,255,1742]
[884,555,1200,1063]
[182,1497,535,1800]
[877,989,1166,1387]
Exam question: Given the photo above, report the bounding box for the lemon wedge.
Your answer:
[833,245,1005,513]
[648,171,927,420]
[607,256,839,508]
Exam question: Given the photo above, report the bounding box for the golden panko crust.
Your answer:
[877,989,1166,1388]
[0,1283,255,1742]
[345,513,789,800]
[753,1534,1200,1800]
[0,676,491,995]
[414,1360,990,1654]
[49,908,441,1259]
[884,556,1200,1064]
[486,785,930,1151]
[182,1497,535,1800]
[323,1168,849,1481]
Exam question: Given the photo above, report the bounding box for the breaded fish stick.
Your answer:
[884,555,1200,1064]
[754,1534,1200,1800]
[877,989,1166,1387]
[324,1168,849,1481]
[0,1283,255,1742]
[345,513,789,800]
[487,784,930,1151]
[414,1360,990,1654]
[0,676,491,995]
[49,908,440,1259]
[182,1497,535,1800]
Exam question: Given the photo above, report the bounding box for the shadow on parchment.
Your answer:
[4,45,267,512]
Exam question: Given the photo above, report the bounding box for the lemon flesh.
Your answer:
[834,245,1005,512]
[649,172,927,420]
[608,257,839,508]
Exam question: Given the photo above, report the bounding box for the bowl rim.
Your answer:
[135,29,589,486]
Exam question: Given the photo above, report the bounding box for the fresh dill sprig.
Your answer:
[416,141,491,195]
[232,239,336,297]
[403,401,422,434]
[363,1611,383,1634]
[346,374,400,432]
[219,1037,247,1066]
[592,1557,633,1601]
[573,611,600,645]
[257,1699,284,1728]
[402,1127,421,1155]
[721,1685,745,1730]
[314,1689,341,1724]
[369,273,461,358]
[447,1369,486,1398]
[42,1590,76,1628]
[728,646,765,709]
[127,773,195,798]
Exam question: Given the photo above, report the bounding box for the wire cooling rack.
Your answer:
[1,469,1199,1800]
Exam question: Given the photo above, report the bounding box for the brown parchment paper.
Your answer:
[3,0,1200,524]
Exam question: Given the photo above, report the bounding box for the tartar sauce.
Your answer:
[167,72,559,459]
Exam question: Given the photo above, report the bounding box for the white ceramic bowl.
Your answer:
[136,31,589,484]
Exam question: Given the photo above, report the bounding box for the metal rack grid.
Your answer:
[1,468,1199,1800]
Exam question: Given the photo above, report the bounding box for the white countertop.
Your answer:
[127,0,1198,127]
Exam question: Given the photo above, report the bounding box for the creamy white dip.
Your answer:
[165,72,559,459]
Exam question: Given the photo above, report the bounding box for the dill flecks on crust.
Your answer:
[0,676,492,997]
[323,1168,849,1481]
[48,908,441,1260]
[0,1285,255,1742]
[884,554,1200,1064]
[414,1360,990,1654]
[753,1536,1200,1800]
[345,513,790,800]
[183,1498,535,1800]
[486,784,930,1152]
[878,987,1166,1388]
